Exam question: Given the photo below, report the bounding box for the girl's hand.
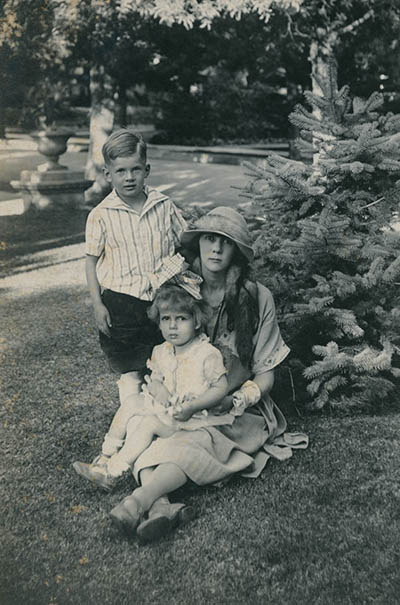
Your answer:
[211,395,233,415]
[172,400,195,421]
[94,302,112,337]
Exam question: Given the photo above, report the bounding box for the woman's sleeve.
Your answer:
[251,285,290,376]
[85,208,105,257]
[203,348,227,386]
[170,201,187,248]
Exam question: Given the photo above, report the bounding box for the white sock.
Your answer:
[107,455,130,478]
[102,433,125,457]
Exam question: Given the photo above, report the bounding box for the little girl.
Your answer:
[73,282,234,491]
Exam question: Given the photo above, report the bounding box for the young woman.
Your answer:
[109,206,308,542]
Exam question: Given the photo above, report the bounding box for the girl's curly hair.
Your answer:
[147,284,206,334]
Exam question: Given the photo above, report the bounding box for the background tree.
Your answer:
[55,0,304,202]
[337,3,400,112]
[242,62,400,411]
[138,2,400,148]
[146,0,400,144]
[0,0,58,136]
[147,14,300,144]
[4,0,400,202]
[276,0,400,114]
[54,0,158,203]
[128,0,400,105]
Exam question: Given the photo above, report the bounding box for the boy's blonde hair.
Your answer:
[148,284,205,334]
[102,129,147,166]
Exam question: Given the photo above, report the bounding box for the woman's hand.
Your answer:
[211,395,233,415]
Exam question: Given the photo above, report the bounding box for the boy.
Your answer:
[80,129,187,470]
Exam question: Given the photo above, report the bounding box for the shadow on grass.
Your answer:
[0,244,86,279]
[0,205,89,266]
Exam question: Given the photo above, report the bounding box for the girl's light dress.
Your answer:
[133,333,235,430]
[133,283,308,485]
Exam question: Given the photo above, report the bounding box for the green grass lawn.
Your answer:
[1,255,400,605]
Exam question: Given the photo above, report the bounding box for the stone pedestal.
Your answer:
[11,167,93,211]
[10,129,92,211]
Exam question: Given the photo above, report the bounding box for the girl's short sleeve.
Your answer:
[251,284,290,375]
[146,345,164,382]
[203,347,227,386]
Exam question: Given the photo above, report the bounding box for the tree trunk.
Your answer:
[84,65,127,206]
[309,31,337,109]
[0,88,6,139]
[115,85,127,127]
[308,33,337,165]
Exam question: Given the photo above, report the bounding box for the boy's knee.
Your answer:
[119,392,144,413]
[125,414,151,437]
[118,372,143,403]
[140,416,159,432]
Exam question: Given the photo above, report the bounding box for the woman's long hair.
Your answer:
[191,245,259,369]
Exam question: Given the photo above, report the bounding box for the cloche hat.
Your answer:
[181,206,254,261]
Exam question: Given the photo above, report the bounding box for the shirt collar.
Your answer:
[99,186,169,216]
[165,334,208,359]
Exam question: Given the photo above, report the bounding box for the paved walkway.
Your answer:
[0,137,260,279]
[0,141,255,215]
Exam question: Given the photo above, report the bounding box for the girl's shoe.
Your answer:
[109,495,145,535]
[136,501,196,544]
[72,458,118,492]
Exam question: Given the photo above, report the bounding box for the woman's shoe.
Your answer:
[136,502,195,544]
[177,504,196,526]
[109,495,144,536]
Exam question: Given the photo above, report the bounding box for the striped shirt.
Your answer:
[85,186,187,301]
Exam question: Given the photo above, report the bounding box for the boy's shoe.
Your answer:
[72,458,118,492]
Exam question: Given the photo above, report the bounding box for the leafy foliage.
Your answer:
[118,0,303,29]
[56,0,156,90]
[3,0,400,145]
[0,0,79,130]
[243,61,400,411]
[148,11,304,144]
[152,68,292,144]
[0,1,54,129]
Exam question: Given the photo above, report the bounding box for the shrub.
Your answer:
[243,62,400,411]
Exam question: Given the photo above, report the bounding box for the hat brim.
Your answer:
[181,228,254,261]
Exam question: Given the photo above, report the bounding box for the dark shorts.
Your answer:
[99,289,163,375]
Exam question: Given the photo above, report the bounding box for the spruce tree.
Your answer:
[242,62,400,411]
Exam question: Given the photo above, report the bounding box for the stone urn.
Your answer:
[30,128,74,171]
[10,127,92,210]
